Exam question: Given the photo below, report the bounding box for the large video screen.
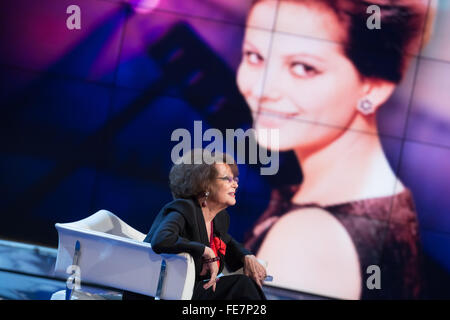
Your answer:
[1,0,449,299]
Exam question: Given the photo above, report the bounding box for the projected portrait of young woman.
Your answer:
[238,0,435,299]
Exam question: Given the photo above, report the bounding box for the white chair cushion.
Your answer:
[53,210,196,300]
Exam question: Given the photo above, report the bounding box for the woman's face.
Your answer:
[236,0,367,152]
[210,163,238,207]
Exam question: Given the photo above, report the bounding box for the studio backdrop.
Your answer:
[1,0,449,299]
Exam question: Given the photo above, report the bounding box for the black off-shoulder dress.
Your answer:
[244,185,425,299]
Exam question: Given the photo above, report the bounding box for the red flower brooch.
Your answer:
[208,236,226,268]
[212,236,226,256]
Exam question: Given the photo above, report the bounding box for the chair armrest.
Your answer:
[54,225,196,300]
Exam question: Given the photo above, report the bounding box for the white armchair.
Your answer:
[51,210,196,300]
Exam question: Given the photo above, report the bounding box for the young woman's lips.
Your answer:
[256,108,300,128]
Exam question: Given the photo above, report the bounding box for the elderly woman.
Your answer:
[238,0,434,299]
[125,149,267,300]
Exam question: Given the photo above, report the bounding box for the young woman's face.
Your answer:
[237,0,367,152]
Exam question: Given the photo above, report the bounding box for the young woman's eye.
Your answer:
[290,62,318,77]
[244,51,263,65]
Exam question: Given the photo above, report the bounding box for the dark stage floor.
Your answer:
[0,239,330,300]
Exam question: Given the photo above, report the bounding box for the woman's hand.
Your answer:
[201,246,219,292]
[243,255,267,288]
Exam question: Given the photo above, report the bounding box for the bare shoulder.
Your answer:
[257,207,362,299]
[267,207,344,235]
[258,207,359,258]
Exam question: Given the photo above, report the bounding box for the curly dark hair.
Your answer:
[169,149,239,200]
[251,0,434,83]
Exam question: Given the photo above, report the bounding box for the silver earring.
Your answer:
[202,191,209,208]
[357,98,374,115]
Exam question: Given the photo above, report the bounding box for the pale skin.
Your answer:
[236,1,406,299]
[199,163,267,292]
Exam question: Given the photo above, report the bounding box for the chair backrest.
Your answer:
[54,210,196,300]
[57,209,147,241]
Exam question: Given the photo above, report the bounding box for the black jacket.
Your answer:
[144,198,252,281]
